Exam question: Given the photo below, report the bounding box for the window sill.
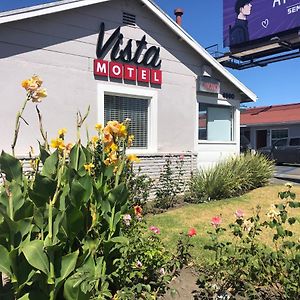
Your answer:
[198,140,237,145]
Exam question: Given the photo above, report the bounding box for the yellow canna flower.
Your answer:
[84,163,95,172]
[127,154,140,163]
[110,143,118,152]
[50,138,65,150]
[118,124,127,138]
[128,135,134,147]
[58,128,67,136]
[91,136,99,144]
[31,88,47,102]
[95,123,103,131]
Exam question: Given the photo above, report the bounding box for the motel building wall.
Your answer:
[0,0,256,180]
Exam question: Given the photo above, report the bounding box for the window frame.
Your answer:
[198,102,235,143]
[98,84,158,154]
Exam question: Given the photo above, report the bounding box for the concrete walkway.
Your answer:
[273,165,300,184]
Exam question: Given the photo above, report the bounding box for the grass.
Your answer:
[146,184,300,265]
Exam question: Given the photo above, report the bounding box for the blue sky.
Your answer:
[1,0,300,107]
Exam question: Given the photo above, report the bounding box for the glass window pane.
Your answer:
[290,138,300,146]
[198,103,233,142]
[271,129,288,145]
[104,95,148,148]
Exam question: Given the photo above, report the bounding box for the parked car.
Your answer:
[258,137,300,164]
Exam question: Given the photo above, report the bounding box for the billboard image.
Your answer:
[224,0,300,48]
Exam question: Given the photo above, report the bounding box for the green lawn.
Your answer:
[146,184,300,265]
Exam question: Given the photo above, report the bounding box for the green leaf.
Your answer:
[41,150,58,179]
[0,245,11,275]
[22,240,49,275]
[69,144,87,174]
[55,250,79,293]
[59,251,79,281]
[70,176,92,207]
[18,290,48,300]
[0,151,23,183]
[10,181,24,216]
[39,143,50,164]
[63,275,91,300]
[288,217,296,225]
[29,174,56,207]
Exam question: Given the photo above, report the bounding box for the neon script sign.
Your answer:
[94,23,162,85]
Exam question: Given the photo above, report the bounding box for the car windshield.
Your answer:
[274,139,288,147]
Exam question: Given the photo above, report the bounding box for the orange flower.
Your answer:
[106,120,120,134]
[103,129,113,145]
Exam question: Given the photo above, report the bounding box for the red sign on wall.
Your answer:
[94,60,162,85]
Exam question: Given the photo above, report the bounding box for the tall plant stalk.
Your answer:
[11,94,30,156]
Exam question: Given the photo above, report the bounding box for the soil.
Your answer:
[161,267,199,300]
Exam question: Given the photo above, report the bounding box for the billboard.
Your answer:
[224,0,300,48]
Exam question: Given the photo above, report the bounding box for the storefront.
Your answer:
[0,0,256,176]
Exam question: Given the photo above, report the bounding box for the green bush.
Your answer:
[186,153,275,203]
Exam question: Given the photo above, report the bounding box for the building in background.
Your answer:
[0,0,256,177]
[241,103,300,150]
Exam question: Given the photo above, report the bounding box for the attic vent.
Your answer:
[123,12,136,26]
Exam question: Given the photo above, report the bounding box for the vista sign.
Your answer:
[94,23,162,85]
[224,0,300,48]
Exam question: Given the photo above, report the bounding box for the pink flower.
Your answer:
[235,209,244,219]
[149,226,160,234]
[187,228,197,237]
[123,214,132,226]
[211,216,222,228]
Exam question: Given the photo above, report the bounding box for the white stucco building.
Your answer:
[0,0,256,175]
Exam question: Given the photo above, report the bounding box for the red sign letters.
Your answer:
[94,60,162,85]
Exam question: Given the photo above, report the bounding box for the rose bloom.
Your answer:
[149,226,160,234]
[136,261,143,268]
[235,209,244,219]
[123,214,132,226]
[134,205,143,216]
[267,205,280,220]
[211,216,222,228]
[187,228,197,237]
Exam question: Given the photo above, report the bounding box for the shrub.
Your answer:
[155,157,185,209]
[196,184,300,300]
[186,153,275,203]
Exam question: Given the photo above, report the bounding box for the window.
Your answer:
[198,103,233,141]
[290,138,300,146]
[271,129,288,145]
[104,94,148,148]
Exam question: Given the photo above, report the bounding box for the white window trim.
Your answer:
[97,84,158,154]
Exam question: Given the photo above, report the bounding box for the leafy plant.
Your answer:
[196,184,300,300]
[155,157,185,209]
[186,152,275,203]
[0,75,174,299]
